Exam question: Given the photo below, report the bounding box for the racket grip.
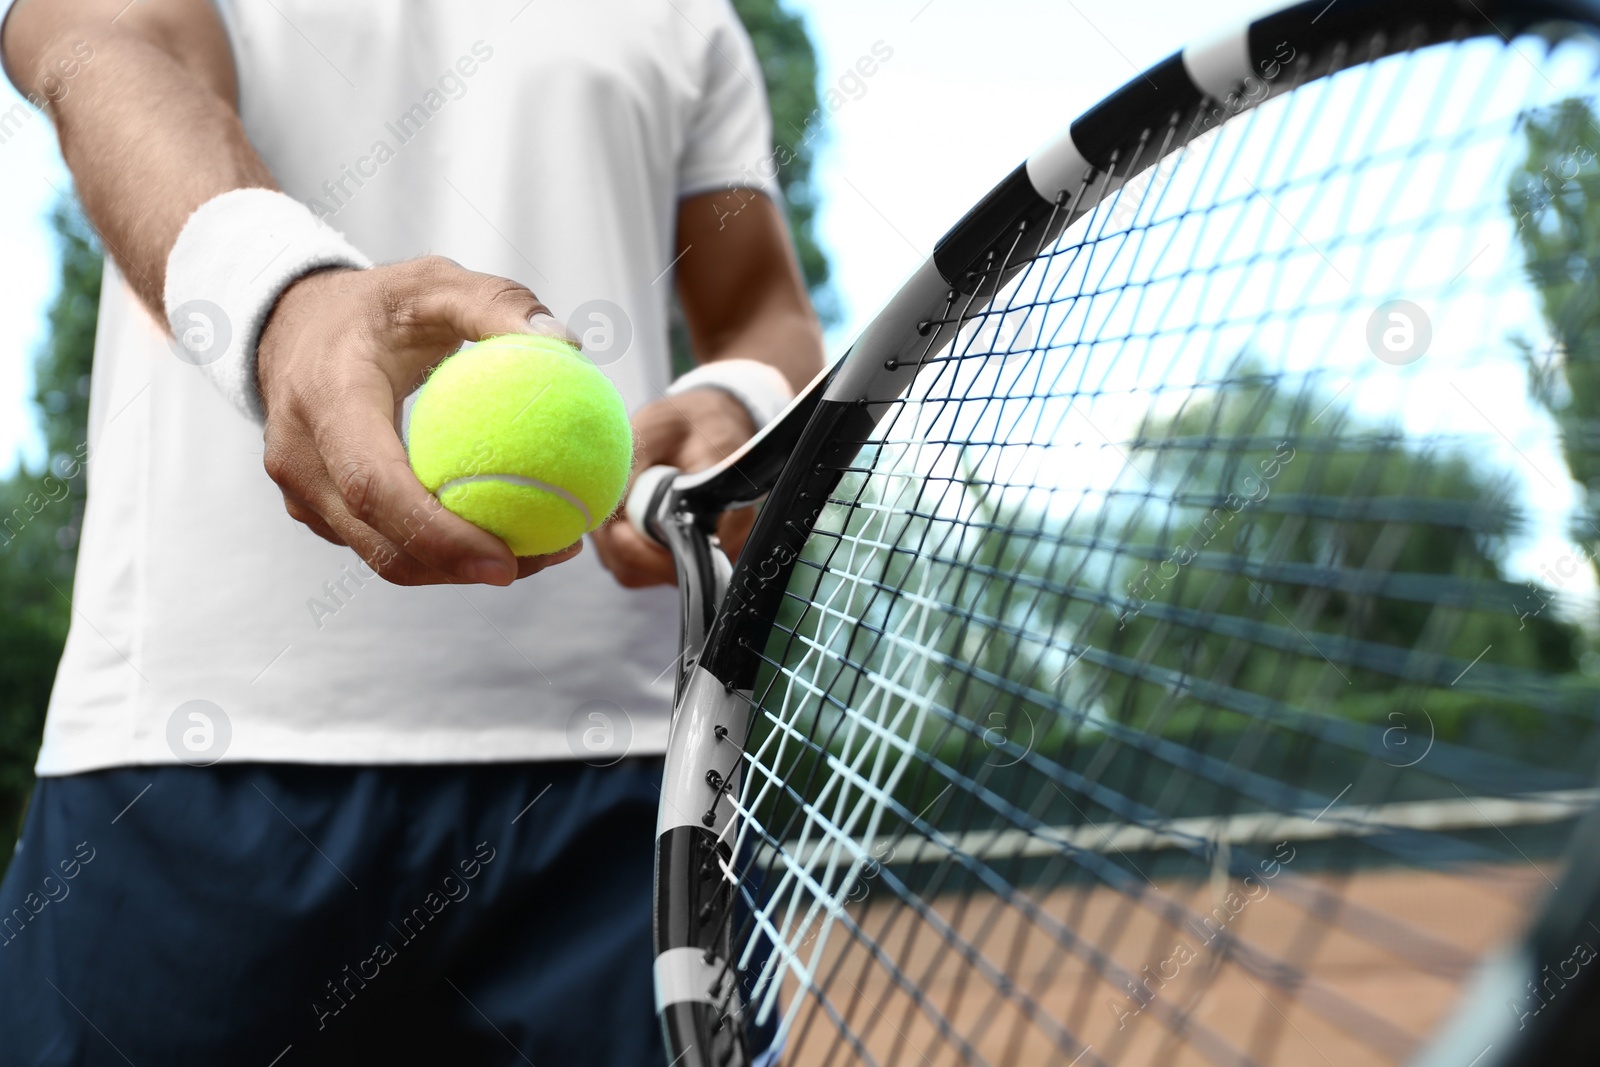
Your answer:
[626,465,680,546]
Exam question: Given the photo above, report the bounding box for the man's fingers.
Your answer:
[310,374,519,585]
[591,390,762,594]
[399,258,578,353]
[287,445,581,586]
[594,506,753,589]
[290,474,454,586]
[282,490,346,546]
[591,521,675,587]
[515,541,585,579]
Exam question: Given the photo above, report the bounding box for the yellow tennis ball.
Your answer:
[407,334,633,557]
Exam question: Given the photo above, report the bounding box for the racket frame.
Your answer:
[639,1,1600,1062]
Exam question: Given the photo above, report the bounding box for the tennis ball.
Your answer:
[407,333,633,557]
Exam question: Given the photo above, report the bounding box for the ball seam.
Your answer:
[434,473,595,529]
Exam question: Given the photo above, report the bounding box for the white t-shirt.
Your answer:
[7,0,777,774]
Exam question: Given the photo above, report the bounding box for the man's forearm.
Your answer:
[675,190,825,397]
[697,302,824,395]
[4,4,275,314]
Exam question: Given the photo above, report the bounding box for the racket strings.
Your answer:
[734,543,1514,1059]
[694,158,1099,1041]
[707,26,1600,1067]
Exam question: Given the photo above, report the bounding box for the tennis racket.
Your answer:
[629,1,1600,1063]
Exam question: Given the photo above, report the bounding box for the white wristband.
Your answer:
[163,188,372,423]
[665,358,795,430]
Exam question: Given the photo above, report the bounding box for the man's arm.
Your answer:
[4,0,573,587]
[591,188,826,588]
[4,0,265,311]
[674,188,824,396]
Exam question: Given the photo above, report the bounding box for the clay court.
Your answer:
[772,864,1547,1065]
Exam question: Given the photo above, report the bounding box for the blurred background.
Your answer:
[0,0,1273,865]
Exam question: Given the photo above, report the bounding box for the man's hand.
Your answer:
[257,256,581,586]
[589,388,758,588]
[593,190,823,589]
[4,6,579,587]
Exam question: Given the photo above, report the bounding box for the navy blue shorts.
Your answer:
[0,760,665,1066]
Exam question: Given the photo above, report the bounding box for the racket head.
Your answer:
[655,3,1600,1064]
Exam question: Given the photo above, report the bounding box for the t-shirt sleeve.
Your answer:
[677,0,781,203]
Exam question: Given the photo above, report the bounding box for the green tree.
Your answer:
[733,0,831,312]
[750,366,1594,843]
[0,199,101,866]
[1099,376,1582,759]
[1509,99,1600,560]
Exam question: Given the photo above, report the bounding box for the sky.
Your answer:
[796,0,1277,346]
[0,67,69,477]
[0,0,1278,477]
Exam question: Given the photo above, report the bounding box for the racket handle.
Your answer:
[626,465,680,546]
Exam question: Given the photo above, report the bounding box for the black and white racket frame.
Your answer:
[629,2,1600,1064]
